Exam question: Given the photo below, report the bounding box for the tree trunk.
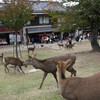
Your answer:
[15,32,18,58]
[90,24,100,52]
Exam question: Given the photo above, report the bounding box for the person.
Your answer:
[61,33,63,43]
[68,36,72,45]
[76,36,79,42]
[44,36,47,43]
[80,35,83,41]
[46,36,49,44]
[31,37,34,44]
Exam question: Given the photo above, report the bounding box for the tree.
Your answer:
[47,0,100,51]
[0,0,34,58]
[64,0,100,51]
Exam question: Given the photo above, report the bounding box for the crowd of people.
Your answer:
[28,32,91,45]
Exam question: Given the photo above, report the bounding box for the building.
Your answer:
[0,1,66,45]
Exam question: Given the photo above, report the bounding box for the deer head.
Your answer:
[24,54,37,66]
[53,59,72,70]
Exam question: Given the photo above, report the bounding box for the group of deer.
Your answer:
[2,49,100,100]
[57,42,76,50]
[24,54,100,100]
[2,45,36,74]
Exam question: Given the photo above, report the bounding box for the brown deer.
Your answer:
[0,53,3,63]
[54,59,100,100]
[65,43,76,49]
[57,43,64,49]
[24,54,76,89]
[4,57,27,74]
[28,45,35,54]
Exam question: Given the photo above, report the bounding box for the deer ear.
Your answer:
[65,59,72,68]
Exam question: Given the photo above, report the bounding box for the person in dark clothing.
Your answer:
[68,36,72,45]
[76,36,79,42]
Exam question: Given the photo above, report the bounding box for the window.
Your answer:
[39,16,49,24]
[26,21,31,25]
[57,18,62,22]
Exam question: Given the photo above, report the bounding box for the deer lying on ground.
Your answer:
[28,45,35,54]
[65,43,76,49]
[4,57,27,74]
[24,54,76,89]
[0,53,3,63]
[54,59,100,100]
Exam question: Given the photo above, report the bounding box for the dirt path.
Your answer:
[0,39,92,54]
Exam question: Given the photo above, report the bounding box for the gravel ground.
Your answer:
[0,39,91,54]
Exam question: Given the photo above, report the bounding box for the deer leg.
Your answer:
[67,68,76,77]
[52,72,58,88]
[4,64,9,73]
[18,66,25,74]
[4,64,7,73]
[39,72,48,89]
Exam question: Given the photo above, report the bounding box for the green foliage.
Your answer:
[46,0,100,32]
[0,0,34,31]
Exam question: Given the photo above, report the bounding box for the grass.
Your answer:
[0,41,100,100]
[0,48,64,100]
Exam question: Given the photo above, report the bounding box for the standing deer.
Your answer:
[4,57,27,74]
[65,43,76,49]
[57,43,64,49]
[28,45,35,54]
[24,54,76,89]
[54,59,100,100]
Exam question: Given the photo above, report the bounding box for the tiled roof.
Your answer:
[31,1,66,13]
[0,1,66,13]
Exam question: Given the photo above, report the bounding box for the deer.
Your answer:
[0,53,3,63]
[54,59,100,100]
[24,54,76,89]
[28,45,35,54]
[57,43,64,49]
[65,43,76,49]
[4,57,27,74]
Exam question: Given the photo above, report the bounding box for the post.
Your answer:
[61,32,63,43]
[23,27,27,45]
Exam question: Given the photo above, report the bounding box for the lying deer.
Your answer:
[65,43,76,49]
[54,59,100,100]
[4,57,27,74]
[24,54,76,89]
[28,45,35,54]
